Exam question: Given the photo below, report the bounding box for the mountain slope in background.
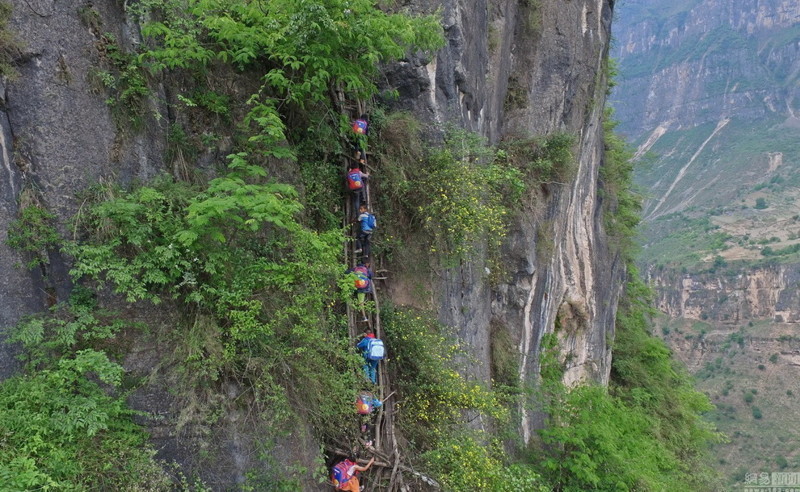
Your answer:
[613,0,800,268]
[613,0,800,484]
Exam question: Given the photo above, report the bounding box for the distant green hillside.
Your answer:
[614,1,800,485]
[636,116,800,269]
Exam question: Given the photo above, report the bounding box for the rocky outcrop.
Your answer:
[650,265,800,324]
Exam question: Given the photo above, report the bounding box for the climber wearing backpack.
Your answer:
[346,161,369,220]
[351,113,369,164]
[345,262,373,322]
[355,204,376,258]
[356,327,385,385]
[331,456,375,491]
[355,390,383,449]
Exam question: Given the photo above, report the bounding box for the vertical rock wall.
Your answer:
[389,0,621,441]
[0,1,166,377]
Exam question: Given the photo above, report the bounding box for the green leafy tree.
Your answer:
[1,296,170,489]
[68,159,360,444]
[132,0,442,157]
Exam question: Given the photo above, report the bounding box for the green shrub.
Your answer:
[421,131,524,262]
[66,163,361,443]
[381,304,506,448]
[602,272,721,490]
[751,406,763,419]
[381,304,545,490]
[599,109,642,256]
[376,124,524,265]
[499,132,576,185]
[6,204,60,269]
[0,352,170,489]
[131,0,443,158]
[422,433,548,492]
[0,321,170,490]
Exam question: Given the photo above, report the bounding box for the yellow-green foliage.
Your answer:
[375,121,572,267]
[375,124,524,265]
[422,131,524,262]
[381,305,506,446]
[382,304,548,491]
[423,434,548,492]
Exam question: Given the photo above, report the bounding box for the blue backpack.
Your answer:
[361,213,376,231]
[366,338,385,361]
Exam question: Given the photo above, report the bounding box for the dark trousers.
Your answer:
[356,231,372,257]
[351,186,366,220]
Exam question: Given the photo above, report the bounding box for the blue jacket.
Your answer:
[357,334,375,354]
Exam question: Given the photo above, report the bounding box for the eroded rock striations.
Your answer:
[650,265,800,324]
[384,0,620,441]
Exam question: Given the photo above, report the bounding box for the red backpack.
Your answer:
[331,460,356,489]
[347,169,363,190]
[352,118,368,135]
[353,266,370,290]
[356,392,375,415]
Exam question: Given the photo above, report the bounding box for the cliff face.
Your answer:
[651,265,800,324]
[613,0,800,141]
[0,1,167,378]
[385,0,620,441]
[0,0,618,483]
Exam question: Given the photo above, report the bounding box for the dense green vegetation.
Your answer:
[514,276,721,491]
[0,292,171,489]
[373,121,526,265]
[2,1,442,488]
